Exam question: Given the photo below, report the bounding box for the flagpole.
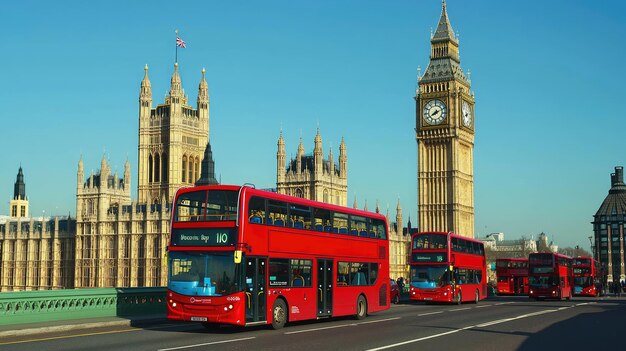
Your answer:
[175,29,178,63]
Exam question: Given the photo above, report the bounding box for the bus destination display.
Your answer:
[171,228,234,246]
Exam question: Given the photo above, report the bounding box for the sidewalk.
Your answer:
[0,315,168,338]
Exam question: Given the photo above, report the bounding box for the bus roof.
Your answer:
[175,184,387,221]
[411,231,483,244]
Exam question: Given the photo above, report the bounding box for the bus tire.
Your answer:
[271,298,287,330]
[455,291,462,305]
[393,294,400,305]
[474,290,479,304]
[355,295,367,320]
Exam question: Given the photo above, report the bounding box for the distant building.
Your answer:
[592,166,626,283]
[10,167,29,218]
[276,130,347,206]
[481,232,557,255]
[1,167,76,291]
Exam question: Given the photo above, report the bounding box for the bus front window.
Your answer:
[410,266,451,289]
[529,275,558,288]
[168,252,242,296]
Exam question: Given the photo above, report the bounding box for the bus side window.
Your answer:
[248,196,266,224]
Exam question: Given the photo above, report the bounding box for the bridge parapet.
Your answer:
[0,287,166,325]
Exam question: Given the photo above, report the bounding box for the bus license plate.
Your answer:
[191,317,208,322]
[424,298,432,300]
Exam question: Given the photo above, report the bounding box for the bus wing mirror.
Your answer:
[234,250,242,264]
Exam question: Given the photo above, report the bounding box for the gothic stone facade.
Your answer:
[75,63,209,288]
[276,130,348,206]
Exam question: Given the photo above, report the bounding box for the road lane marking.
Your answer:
[475,318,515,328]
[449,308,471,312]
[359,317,401,325]
[157,337,256,351]
[417,311,443,316]
[0,328,139,346]
[284,317,400,335]
[474,305,490,308]
[366,307,567,350]
[494,302,516,305]
[366,325,475,350]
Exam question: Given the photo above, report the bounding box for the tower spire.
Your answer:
[433,0,457,43]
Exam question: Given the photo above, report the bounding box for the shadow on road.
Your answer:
[517,299,626,350]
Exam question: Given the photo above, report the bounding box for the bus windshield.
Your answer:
[528,275,558,288]
[412,233,448,250]
[410,265,451,289]
[175,190,238,222]
[168,251,243,296]
[574,276,593,287]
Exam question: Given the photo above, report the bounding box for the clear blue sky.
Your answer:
[1,0,625,250]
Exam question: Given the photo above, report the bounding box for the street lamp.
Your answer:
[588,235,594,259]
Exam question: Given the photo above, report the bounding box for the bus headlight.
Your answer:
[172,302,177,308]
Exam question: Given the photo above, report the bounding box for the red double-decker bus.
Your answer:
[528,252,573,300]
[495,258,529,295]
[573,256,603,297]
[409,231,487,304]
[166,184,390,329]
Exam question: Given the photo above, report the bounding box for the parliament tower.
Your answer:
[415,1,475,237]
[138,63,209,204]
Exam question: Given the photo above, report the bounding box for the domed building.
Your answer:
[592,166,626,283]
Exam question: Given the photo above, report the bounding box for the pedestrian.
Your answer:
[396,277,404,292]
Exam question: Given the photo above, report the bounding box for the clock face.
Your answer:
[423,99,447,125]
[462,101,472,127]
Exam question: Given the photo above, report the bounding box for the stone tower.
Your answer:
[276,129,348,206]
[9,166,29,218]
[415,1,475,237]
[593,166,626,283]
[137,64,209,204]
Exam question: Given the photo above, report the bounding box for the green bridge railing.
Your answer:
[0,288,167,326]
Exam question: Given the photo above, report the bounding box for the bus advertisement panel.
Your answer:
[495,258,529,295]
[573,256,603,297]
[409,232,487,304]
[166,185,390,329]
[528,252,573,300]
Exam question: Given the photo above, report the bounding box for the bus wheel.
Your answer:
[393,294,400,305]
[271,299,287,330]
[355,295,368,320]
[474,290,479,304]
[455,291,462,305]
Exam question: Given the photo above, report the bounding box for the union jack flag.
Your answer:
[176,36,186,48]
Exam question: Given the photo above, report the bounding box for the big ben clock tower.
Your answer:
[416,1,475,237]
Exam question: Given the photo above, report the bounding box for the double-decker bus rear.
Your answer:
[495,258,529,295]
[528,252,573,300]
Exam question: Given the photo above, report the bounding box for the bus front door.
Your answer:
[317,259,333,317]
[245,257,266,323]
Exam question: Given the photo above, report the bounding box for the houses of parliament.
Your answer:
[0,57,411,290]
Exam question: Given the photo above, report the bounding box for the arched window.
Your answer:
[323,189,329,203]
[148,154,153,183]
[188,156,194,184]
[194,156,200,183]
[295,188,303,198]
[154,153,161,182]
[182,155,187,183]
[161,152,168,182]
